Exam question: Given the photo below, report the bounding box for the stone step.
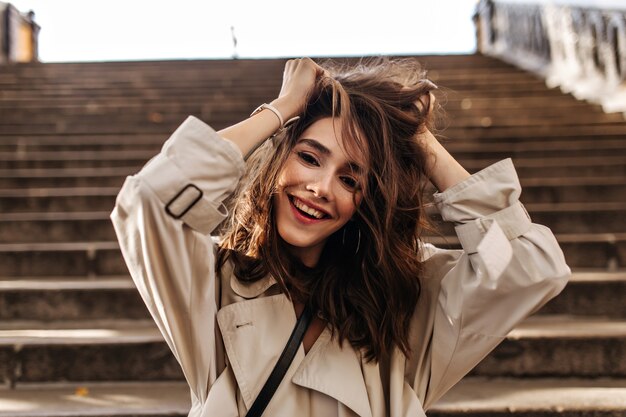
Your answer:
[0,277,149,321]
[517,177,626,203]
[0,320,184,383]
[444,99,608,113]
[1,271,623,321]
[0,172,126,188]
[0,190,119,213]
[0,381,189,417]
[0,242,124,277]
[0,134,165,152]
[472,315,626,378]
[0,213,121,242]
[0,150,164,164]
[430,377,626,417]
[0,157,152,170]
[0,96,269,115]
[455,110,618,124]
[476,157,626,177]
[0,122,176,137]
[444,124,626,140]
[540,271,626,318]
[0,315,624,383]
[1,377,625,417]
[2,203,624,243]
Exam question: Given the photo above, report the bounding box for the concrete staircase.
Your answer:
[0,55,625,416]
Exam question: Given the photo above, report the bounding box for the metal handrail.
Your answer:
[475,0,626,114]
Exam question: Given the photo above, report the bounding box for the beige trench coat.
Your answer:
[110,116,571,417]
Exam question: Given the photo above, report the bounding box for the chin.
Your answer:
[277,224,326,251]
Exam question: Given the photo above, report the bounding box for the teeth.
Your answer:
[293,198,326,219]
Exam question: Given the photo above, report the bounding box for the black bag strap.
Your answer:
[245,303,314,417]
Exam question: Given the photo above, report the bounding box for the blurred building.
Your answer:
[0,2,39,64]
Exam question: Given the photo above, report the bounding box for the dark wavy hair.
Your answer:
[216,57,437,362]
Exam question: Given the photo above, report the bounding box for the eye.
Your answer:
[340,176,358,189]
[297,151,319,166]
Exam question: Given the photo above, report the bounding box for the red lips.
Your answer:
[288,195,331,224]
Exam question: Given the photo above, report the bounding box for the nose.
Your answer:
[306,173,333,200]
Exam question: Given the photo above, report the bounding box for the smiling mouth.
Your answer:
[289,196,331,220]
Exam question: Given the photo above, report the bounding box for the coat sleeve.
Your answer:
[110,116,245,404]
[407,158,571,410]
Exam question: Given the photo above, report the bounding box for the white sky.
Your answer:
[9,0,479,62]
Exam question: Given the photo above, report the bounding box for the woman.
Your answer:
[111,57,570,417]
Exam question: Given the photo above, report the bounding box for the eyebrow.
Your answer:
[298,138,363,174]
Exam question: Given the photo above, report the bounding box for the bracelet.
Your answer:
[250,103,300,138]
[251,103,284,127]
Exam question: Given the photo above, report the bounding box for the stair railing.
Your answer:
[474,0,626,115]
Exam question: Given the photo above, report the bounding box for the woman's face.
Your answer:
[274,117,365,267]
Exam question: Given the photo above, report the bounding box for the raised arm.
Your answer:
[404,96,570,410]
[218,58,325,157]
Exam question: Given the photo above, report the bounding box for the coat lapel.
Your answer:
[292,328,374,417]
[217,293,373,417]
[216,294,298,409]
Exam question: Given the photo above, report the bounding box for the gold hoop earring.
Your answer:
[342,223,361,255]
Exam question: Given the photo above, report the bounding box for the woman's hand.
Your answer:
[271,58,327,121]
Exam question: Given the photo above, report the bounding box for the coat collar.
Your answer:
[219,254,277,299]
[216,294,373,417]
[229,270,277,299]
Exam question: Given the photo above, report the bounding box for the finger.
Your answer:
[298,58,312,72]
[283,60,292,74]
[299,58,326,77]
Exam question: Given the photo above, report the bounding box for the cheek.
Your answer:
[276,160,303,190]
[337,191,361,219]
